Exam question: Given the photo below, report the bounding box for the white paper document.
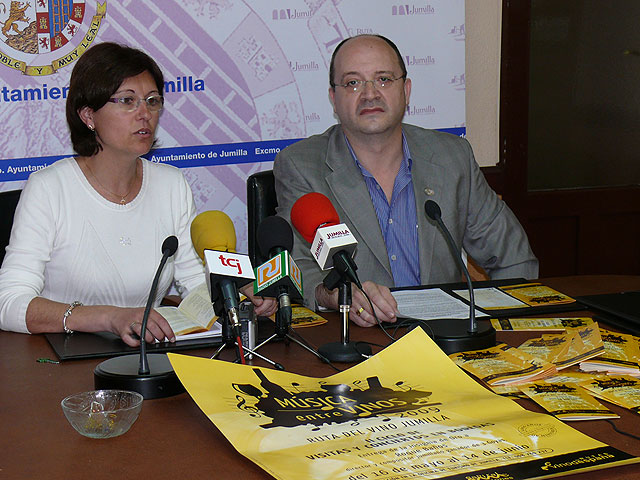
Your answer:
[392,288,488,320]
[453,287,528,309]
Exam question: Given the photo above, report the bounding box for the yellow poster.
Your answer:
[169,328,638,480]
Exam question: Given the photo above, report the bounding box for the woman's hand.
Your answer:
[25,298,176,347]
[110,307,176,347]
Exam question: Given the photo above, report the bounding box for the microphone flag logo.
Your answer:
[256,254,283,288]
[219,254,243,275]
[289,255,302,295]
[253,251,303,298]
[310,223,357,270]
[204,249,255,281]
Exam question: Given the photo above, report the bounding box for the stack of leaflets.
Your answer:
[517,324,604,370]
[579,329,640,376]
[449,343,556,387]
[519,380,619,421]
[580,375,640,413]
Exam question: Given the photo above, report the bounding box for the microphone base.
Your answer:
[418,319,496,355]
[94,353,184,399]
[318,341,371,363]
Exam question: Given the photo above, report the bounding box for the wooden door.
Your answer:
[498,0,640,277]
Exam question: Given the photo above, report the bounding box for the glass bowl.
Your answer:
[61,389,143,438]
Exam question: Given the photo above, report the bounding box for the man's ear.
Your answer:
[403,77,412,107]
[328,86,336,112]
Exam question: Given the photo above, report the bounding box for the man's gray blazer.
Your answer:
[273,124,538,308]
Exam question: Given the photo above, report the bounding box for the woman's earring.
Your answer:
[88,124,95,132]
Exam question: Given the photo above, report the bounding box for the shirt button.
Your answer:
[388,218,393,224]
[391,255,397,261]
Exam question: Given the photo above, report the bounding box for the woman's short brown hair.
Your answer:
[66,42,164,157]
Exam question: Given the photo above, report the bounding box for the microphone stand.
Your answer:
[210,297,285,370]
[94,237,184,399]
[249,287,327,367]
[317,267,372,363]
[423,200,496,354]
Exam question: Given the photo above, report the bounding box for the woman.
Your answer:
[0,42,274,345]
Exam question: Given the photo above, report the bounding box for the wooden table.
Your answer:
[2,275,640,479]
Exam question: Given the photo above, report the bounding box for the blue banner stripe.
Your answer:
[0,127,466,182]
[144,139,300,168]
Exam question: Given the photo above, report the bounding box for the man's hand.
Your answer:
[240,284,278,317]
[315,280,398,327]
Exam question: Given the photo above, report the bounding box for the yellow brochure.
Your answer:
[580,375,640,413]
[580,330,640,375]
[546,327,603,370]
[291,305,328,328]
[545,369,597,384]
[518,325,604,371]
[486,383,528,399]
[519,381,619,421]
[568,324,605,364]
[518,335,571,365]
[500,283,575,306]
[451,343,556,385]
[168,329,639,479]
[491,317,594,332]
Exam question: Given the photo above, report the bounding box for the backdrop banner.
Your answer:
[0,0,465,251]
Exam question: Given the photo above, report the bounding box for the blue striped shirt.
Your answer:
[346,134,420,287]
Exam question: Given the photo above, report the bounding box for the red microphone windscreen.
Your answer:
[290,192,340,243]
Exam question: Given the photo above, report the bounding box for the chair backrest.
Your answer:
[0,189,22,266]
[246,170,277,267]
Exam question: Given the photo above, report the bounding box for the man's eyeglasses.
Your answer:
[333,75,405,93]
[107,94,164,112]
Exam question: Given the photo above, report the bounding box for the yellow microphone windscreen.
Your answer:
[190,210,237,260]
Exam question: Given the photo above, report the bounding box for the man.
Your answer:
[273,34,538,327]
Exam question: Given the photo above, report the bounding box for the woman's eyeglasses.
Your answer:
[107,94,164,112]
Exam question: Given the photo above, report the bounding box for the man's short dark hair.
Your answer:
[329,34,407,88]
[66,42,164,157]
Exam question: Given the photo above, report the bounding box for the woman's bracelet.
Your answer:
[62,301,83,334]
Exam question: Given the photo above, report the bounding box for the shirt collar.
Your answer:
[345,131,413,178]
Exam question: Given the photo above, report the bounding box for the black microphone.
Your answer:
[423,200,495,353]
[94,235,185,399]
[255,216,297,335]
[258,216,294,256]
[139,235,179,374]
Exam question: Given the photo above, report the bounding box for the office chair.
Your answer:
[245,170,324,365]
[247,170,277,268]
[0,189,22,266]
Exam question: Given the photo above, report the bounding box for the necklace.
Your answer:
[85,159,138,204]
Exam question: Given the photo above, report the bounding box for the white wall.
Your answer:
[466,0,501,167]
